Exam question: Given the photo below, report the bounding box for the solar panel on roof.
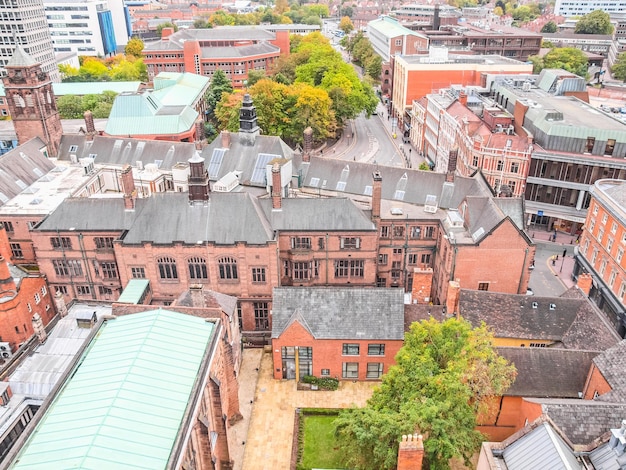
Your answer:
[252,153,278,184]
[208,148,226,179]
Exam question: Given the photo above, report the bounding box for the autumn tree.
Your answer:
[339,16,354,34]
[124,38,144,58]
[214,92,243,131]
[334,318,516,470]
[575,10,613,35]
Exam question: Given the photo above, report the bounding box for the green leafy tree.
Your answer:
[364,54,382,79]
[611,52,626,81]
[124,38,144,58]
[57,95,84,119]
[92,101,113,118]
[340,5,353,18]
[339,15,354,34]
[574,10,614,35]
[334,318,516,470]
[78,58,110,81]
[156,22,178,37]
[541,21,557,33]
[246,70,266,87]
[214,91,243,131]
[541,47,588,77]
[193,18,210,28]
[206,69,233,123]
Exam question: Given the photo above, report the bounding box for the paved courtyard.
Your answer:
[240,350,378,470]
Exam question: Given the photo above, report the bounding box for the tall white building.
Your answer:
[555,0,626,18]
[44,0,130,56]
[0,0,58,81]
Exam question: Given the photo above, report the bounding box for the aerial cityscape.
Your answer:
[0,0,622,468]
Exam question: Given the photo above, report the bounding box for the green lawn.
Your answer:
[300,414,344,469]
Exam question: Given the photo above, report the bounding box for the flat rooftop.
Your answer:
[400,54,527,66]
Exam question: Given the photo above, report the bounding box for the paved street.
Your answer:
[527,229,578,297]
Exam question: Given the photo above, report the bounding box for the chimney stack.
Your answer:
[84,110,96,139]
[446,148,458,183]
[302,127,313,163]
[271,162,282,210]
[195,118,205,149]
[398,434,424,470]
[121,164,136,210]
[458,91,467,107]
[221,130,231,149]
[54,290,68,318]
[161,27,174,39]
[189,284,206,308]
[31,313,47,344]
[372,171,382,221]
[576,273,593,296]
[446,279,460,318]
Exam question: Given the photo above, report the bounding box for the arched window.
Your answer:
[157,256,178,279]
[218,256,238,280]
[188,256,208,280]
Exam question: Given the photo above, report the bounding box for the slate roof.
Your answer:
[201,133,294,187]
[121,192,273,245]
[200,43,279,59]
[57,135,197,169]
[6,45,37,68]
[35,197,140,231]
[493,197,527,231]
[143,26,276,51]
[175,289,238,319]
[501,422,582,470]
[271,287,405,340]
[404,304,445,331]
[259,198,376,232]
[0,138,54,207]
[526,399,626,446]
[592,340,626,403]
[497,347,600,398]
[301,157,493,210]
[458,290,621,351]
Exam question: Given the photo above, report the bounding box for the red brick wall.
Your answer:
[582,364,612,400]
[272,321,403,381]
[271,30,290,55]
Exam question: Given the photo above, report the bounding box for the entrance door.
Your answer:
[281,346,296,379]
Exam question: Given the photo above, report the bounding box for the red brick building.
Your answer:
[142,26,290,86]
[271,287,404,381]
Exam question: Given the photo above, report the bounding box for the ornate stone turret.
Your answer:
[239,93,260,145]
[188,151,209,203]
[2,45,62,157]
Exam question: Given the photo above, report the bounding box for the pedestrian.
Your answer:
[552,257,556,266]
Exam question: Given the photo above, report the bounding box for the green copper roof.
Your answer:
[117,279,150,304]
[10,309,215,470]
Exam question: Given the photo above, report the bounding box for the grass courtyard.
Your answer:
[299,412,344,469]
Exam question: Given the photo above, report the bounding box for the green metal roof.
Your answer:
[117,279,150,304]
[10,309,215,470]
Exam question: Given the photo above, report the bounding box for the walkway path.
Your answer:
[241,351,377,470]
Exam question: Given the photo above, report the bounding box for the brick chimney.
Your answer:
[458,91,467,106]
[54,290,68,318]
[221,130,231,149]
[446,279,460,317]
[189,284,206,308]
[84,110,96,140]
[577,273,593,296]
[398,434,424,470]
[372,171,382,221]
[271,162,282,210]
[195,118,205,149]
[446,148,458,183]
[161,27,175,39]
[302,127,313,163]
[120,164,136,210]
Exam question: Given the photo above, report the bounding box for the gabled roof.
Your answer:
[9,309,215,469]
[497,347,600,398]
[501,422,582,470]
[459,290,621,351]
[0,138,54,207]
[57,135,197,169]
[201,133,294,187]
[260,198,376,232]
[121,192,273,245]
[592,340,626,403]
[271,287,405,340]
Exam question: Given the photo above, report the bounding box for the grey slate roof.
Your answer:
[494,195,526,229]
[301,156,493,209]
[35,197,140,231]
[593,340,626,403]
[121,192,273,245]
[497,347,599,398]
[502,422,582,470]
[259,198,376,231]
[200,42,279,59]
[527,399,626,446]
[201,133,294,187]
[143,26,276,51]
[271,287,405,340]
[464,195,528,241]
[0,138,54,207]
[458,290,621,351]
[57,135,197,169]
[6,45,38,68]
[175,289,237,319]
